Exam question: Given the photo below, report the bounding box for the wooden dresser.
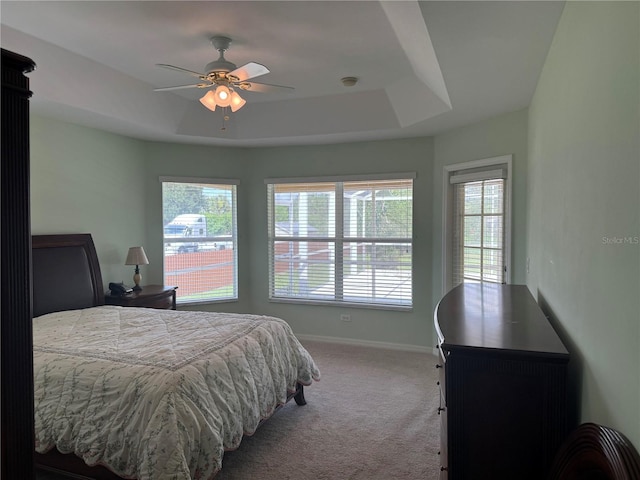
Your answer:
[434,283,570,480]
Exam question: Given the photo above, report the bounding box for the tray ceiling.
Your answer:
[1,1,565,147]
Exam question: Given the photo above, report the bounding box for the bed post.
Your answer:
[294,383,307,406]
[1,49,36,480]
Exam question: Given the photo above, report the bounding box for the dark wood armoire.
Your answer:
[1,48,36,480]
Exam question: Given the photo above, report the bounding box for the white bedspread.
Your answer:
[33,306,320,479]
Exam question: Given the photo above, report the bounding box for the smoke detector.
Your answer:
[341,76,358,87]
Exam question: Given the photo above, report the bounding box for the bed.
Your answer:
[32,233,321,480]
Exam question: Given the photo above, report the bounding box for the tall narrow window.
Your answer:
[266,175,414,308]
[161,177,238,304]
[443,156,511,291]
[452,178,505,284]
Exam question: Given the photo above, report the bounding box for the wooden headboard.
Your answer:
[32,234,104,317]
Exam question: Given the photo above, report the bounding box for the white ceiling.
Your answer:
[1,1,565,147]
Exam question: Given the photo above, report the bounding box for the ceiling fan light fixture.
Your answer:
[199,90,217,111]
[156,35,295,114]
[214,85,231,107]
[229,90,246,112]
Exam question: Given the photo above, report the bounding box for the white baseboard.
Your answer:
[296,333,435,355]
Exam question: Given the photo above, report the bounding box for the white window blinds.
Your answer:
[161,179,238,304]
[267,176,414,308]
[451,174,506,286]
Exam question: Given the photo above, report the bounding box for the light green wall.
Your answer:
[30,115,147,287]
[244,139,435,349]
[431,108,529,309]
[29,110,530,350]
[141,142,253,313]
[527,1,639,446]
[137,137,437,348]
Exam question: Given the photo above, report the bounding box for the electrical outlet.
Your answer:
[340,314,351,322]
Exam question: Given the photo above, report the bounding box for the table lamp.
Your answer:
[125,246,149,291]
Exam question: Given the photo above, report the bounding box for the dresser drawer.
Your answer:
[439,399,448,480]
[437,345,447,402]
[438,410,449,480]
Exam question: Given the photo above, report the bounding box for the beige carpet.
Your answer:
[216,340,441,480]
[37,340,441,480]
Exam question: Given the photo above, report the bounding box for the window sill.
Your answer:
[177,298,238,307]
[268,297,413,312]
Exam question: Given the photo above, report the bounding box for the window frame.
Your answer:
[160,176,239,305]
[266,173,416,310]
[441,155,512,294]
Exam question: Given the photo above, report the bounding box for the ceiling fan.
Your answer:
[155,36,294,113]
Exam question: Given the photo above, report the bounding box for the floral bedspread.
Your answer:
[33,306,320,479]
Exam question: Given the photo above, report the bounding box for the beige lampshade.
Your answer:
[200,87,246,113]
[213,85,231,107]
[125,246,149,266]
[229,90,246,112]
[199,90,217,111]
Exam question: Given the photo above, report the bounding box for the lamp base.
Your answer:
[133,270,142,291]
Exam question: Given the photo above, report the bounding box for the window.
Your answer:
[266,175,414,308]
[161,177,238,304]
[443,156,511,291]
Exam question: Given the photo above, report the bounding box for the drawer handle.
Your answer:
[435,364,443,369]
[436,381,440,386]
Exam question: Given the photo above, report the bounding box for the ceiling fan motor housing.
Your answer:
[205,36,236,74]
[205,58,237,74]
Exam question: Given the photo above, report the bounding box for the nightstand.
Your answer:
[105,285,177,310]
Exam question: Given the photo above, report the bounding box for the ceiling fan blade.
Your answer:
[239,81,295,94]
[228,62,269,82]
[156,64,205,79]
[154,83,209,92]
